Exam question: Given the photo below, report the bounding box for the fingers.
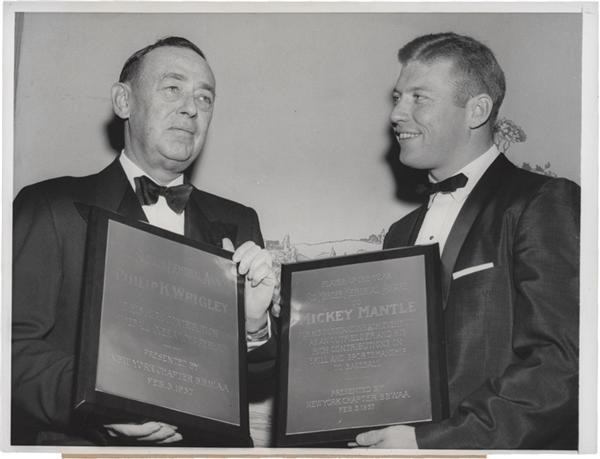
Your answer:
[233,242,261,272]
[355,429,384,447]
[230,241,274,287]
[246,257,274,288]
[137,423,180,442]
[105,421,162,438]
[347,441,376,449]
[354,426,417,449]
[104,422,182,443]
[240,246,266,277]
[156,432,183,444]
[230,240,253,262]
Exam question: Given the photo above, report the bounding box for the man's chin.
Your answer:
[398,149,418,166]
[161,148,199,168]
[399,151,431,171]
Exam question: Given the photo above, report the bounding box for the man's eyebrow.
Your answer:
[394,85,433,96]
[197,82,215,92]
[407,85,430,92]
[160,72,186,81]
[160,72,215,92]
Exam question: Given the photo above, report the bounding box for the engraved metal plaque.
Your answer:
[74,207,251,445]
[275,245,448,447]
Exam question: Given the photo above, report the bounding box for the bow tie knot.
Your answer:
[416,173,468,195]
[134,175,193,214]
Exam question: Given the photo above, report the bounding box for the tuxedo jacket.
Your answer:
[12,159,275,446]
[384,154,579,449]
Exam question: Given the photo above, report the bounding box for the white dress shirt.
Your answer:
[119,153,186,236]
[416,145,500,254]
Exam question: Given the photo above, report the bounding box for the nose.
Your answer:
[179,93,198,118]
[390,96,409,125]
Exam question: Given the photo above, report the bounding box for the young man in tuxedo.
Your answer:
[352,32,579,449]
[12,37,275,446]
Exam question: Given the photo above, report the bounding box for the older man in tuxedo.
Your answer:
[352,33,579,449]
[12,36,275,446]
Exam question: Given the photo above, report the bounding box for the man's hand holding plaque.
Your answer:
[104,421,182,444]
[223,238,276,338]
[350,425,417,449]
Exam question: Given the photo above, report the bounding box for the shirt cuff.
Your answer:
[246,313,272,350]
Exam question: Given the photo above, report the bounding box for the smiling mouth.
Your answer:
[396,131,421,140]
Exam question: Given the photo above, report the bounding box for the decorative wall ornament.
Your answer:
[521,162,559,177]
[266,231,386,316]
[493,117,527,153]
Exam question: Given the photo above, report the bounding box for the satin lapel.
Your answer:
[408,204,428,245]
[440,154,514,307]
[185,191,216,245]
[384,204,427,249]
[116,188,148,223]
[87,158,148,223]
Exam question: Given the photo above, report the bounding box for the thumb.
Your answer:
[222,238,235,252]
[356,429,384,446]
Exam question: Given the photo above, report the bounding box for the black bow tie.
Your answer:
[134,175,193,214]
[416,173,468,195]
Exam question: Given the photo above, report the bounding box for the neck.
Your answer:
[123,150,179,185]
[431,138,494,181]
[123,131,181,185]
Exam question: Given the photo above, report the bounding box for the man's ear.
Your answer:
[466,93,493,129]
[111,82,131,119]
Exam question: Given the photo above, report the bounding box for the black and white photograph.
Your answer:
[2,1,597,456]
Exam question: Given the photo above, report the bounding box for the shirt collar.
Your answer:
[119,150,184,191]
[428,145,500,203]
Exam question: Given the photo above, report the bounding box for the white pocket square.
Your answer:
[452,262,494,280]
